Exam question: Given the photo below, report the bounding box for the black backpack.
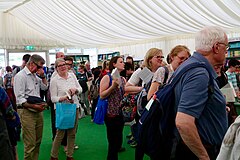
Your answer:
[78,72,89,93]
[16,66,21,73]
[137,62,214,159]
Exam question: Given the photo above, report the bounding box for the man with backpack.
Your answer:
[174,26,228,160]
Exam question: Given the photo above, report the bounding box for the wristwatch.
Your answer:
[37,74,45,79]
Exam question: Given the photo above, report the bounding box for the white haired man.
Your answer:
[174,26,228,160]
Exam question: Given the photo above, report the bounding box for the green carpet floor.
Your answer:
[17,109,150,160]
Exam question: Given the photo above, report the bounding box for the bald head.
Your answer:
[56,52,65,59]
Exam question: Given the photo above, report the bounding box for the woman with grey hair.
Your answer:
[50,58,82,160]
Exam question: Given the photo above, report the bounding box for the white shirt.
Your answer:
[14,66,48,105]
[128,68,143,86]
[50,72,82,108]
[152,64,174,84]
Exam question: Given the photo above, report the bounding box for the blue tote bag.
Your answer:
[93,98,108,124]
[56,102,77,130]
[93,73,112,125]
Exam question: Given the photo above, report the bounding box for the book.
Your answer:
[111,68,120,79]
[220,82,237,102]
[138,67,153,84]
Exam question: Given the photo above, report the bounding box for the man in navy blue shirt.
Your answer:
[174,26,228,160]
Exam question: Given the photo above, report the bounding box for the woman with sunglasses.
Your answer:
[147,45,191,100]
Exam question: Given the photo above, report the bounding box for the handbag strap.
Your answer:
[107,73,112,86]
[99,73,112,100]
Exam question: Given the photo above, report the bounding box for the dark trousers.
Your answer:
[135,144,145,160]
[40,89,47,101]
[105,115,124,160]
[135,137,160,160]
[174,141,220,160]
[134,114,145,160]
[91,98,98,120]
[50,103,56,141]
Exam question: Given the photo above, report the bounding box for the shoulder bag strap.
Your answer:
[163,66,169,84]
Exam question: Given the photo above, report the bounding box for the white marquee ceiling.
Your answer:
[0,0,240,53]
[0,0,24,12]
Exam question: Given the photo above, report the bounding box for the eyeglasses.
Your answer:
[57,64,66,68]
[153,55,164,59]
[33,62,43,69]
[218,42,230,50]
[176,55,188,61]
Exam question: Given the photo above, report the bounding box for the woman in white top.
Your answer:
[125,48,163,159]
[147,45,190,100]
[125,48,164,93]
[50,58,82,160]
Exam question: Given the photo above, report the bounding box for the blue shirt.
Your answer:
[174,52,227,145]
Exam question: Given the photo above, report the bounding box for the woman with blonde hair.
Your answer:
[125,48,163,93]
[147,45,191,100]
[125,48,163,157]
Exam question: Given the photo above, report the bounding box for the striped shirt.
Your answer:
[226,71,239,93]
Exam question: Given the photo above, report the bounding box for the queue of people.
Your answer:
[1,25,239,160]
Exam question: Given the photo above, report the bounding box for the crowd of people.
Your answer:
[1,26,240,160]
